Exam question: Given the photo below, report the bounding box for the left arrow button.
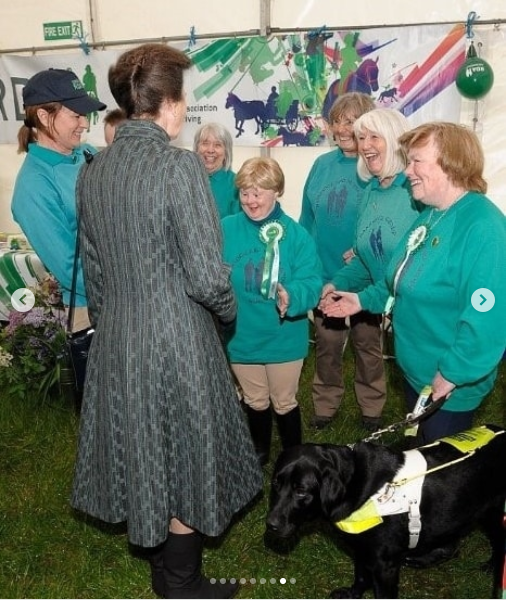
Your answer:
[11,288,35,313]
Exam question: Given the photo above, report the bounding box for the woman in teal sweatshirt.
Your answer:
[221,157,322,466]
[319,108,421,428]
[193,122,240,219]
[299,92,388,434]
[11,68,106,331]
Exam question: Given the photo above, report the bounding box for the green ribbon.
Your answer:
[259,221,284,299]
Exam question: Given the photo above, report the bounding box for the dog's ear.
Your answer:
[318,445,355,521]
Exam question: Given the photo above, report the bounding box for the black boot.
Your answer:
[162,531,239,599]
[147,541,166,597]
[245,405,272,466]
[275,406,302,450]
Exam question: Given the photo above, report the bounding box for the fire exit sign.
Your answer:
[43,21,83,41]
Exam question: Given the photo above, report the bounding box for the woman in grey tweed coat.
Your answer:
[71,43,263,599]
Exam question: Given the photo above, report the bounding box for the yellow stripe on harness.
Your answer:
[440,425,499,452]
[335,499,383,533]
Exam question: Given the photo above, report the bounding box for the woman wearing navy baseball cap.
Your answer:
[11,68,106,334]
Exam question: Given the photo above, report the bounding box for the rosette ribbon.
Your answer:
[259,221,284,299]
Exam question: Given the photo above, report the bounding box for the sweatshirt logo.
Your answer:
[327,186,347,218]
[244,258,265,294]
[370,226,384,260]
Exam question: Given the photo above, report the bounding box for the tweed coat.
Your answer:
[71,121,263,548]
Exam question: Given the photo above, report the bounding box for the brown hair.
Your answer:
[399,122,487,194]
[328,92,375,124]
[108,43,191,119]
[17,103,62,154]
[103,107,127,127]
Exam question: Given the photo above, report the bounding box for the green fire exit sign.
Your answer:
[43,21,83,41]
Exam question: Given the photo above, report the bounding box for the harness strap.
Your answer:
[394,426,505,487]
[408,498,422,548]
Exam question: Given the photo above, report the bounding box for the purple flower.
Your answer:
[6,310,26,334]
[22,307,47,328]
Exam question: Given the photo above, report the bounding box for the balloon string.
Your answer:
[473,101,478,132]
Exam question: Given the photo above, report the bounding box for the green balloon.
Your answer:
[456,57,494,100]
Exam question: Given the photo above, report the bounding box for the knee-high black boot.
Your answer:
[147,541,166,597]
[275,406,302,450]
[245,405,272,466]
[162,531,238,599]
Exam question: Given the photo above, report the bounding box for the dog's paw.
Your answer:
[330,587,363,599]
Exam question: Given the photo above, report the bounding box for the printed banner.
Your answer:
[0,24,465,148]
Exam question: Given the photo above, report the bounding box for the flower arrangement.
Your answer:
[0,276,68,402]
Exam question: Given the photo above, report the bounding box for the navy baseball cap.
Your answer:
[23,68,106,115]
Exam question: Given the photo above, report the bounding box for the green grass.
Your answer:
[0,345,504,599]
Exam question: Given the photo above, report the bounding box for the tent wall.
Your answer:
[1,0,505,234]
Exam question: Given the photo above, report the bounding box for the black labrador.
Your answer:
[266,424,506,599]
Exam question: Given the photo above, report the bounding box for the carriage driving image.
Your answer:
[225,88,300,137]
[184,25,467,147]
[222,30,385,146]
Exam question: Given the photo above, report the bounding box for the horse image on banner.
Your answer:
[321,57,380,121]
[225,92,267,137]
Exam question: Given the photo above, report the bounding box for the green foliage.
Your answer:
[0,276,68,403]
[0,344,504,598]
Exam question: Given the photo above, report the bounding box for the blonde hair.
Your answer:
[399,122,487,194]
[354,108,410,181]
[235,157,285,196]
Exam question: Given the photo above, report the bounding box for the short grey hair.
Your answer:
[193,122,234,171]
[354,108,410,182]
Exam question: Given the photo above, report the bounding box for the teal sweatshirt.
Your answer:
[332,173,420,294]
[361,192,506,411]
[208,169,240,219]
[11,142,98,307]
[222,206,322,364]
[299,148,367,283]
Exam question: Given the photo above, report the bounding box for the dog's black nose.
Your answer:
[265,518,279,533]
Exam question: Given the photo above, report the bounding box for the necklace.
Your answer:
[426,191,467,232]
[425,205,452,232]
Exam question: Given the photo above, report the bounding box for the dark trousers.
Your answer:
[312,310,386,419]
[404,379,475,444]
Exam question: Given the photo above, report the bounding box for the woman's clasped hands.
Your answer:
[318,283,362,318]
